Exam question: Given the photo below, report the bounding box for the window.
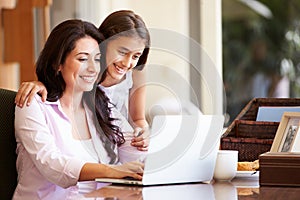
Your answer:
[223,0,300,125]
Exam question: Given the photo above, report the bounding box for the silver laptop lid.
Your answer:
[142,114,224,185]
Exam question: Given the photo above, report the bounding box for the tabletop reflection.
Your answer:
[85,183,214,200]
[82,176,300,200]
[85,182,251,200]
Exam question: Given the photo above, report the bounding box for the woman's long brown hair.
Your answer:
[36,19,121,163]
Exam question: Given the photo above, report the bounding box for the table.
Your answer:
[83,174,300,200]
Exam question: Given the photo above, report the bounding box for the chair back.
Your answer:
[0,88,17,199]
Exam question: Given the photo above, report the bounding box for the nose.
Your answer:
[87,58,99,72]
[121,55,133,69]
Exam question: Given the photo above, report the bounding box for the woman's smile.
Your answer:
[79,74,98,83]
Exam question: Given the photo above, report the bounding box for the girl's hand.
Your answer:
[15,81,47,107]
[131,127,150,151]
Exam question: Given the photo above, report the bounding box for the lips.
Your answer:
[114,64,126,75]
[79,75,97,83]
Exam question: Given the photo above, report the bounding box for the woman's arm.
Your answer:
[79,162,143,181]
[15,81,47,107]
[15,96,142,188]
[78,138,144,181]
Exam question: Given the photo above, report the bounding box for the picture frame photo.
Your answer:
[270,112,300,152]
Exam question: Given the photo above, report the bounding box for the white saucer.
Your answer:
[235,171,259,178]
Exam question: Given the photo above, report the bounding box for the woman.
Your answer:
[13,19,143,200]
[15,10,151,151]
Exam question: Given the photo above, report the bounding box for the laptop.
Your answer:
[95,114,224,186]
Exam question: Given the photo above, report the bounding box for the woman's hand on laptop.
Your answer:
[112,161,144,174]
[131,127,150,151]
[109,161,144,180]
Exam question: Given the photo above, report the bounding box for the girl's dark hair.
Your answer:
[98,10,150,77]
[35,19,123,163]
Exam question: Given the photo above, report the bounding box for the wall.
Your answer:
[199,0,223,115]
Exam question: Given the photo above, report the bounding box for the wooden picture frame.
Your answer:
[270,112,300,152]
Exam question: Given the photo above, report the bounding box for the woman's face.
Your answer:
[104,36,146,86]
[59,36,101,93]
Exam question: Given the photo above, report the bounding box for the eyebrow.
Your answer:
[118,46,143,54]
[75,52,101,56]
[118,46,130,51]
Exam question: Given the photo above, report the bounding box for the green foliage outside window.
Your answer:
[223,0,300,125]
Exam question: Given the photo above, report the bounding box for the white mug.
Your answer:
[213,150,238,181]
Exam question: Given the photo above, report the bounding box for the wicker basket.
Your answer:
[221,98,300,161]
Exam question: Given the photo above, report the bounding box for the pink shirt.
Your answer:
[13,95,145,199]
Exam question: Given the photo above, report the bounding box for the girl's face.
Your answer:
[59,36,101,93]
[104,36,146,86]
